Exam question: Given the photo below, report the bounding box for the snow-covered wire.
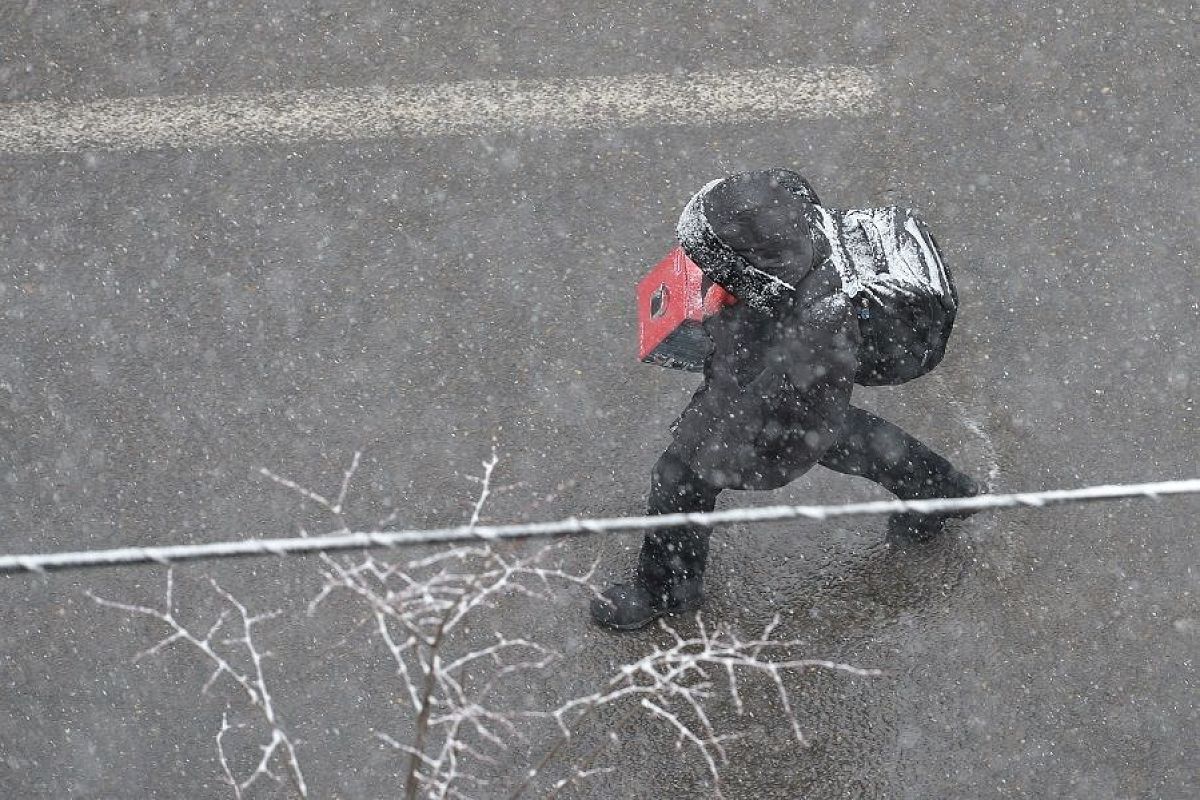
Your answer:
[3,478,1197,575]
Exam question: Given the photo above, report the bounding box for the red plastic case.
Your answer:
[637,246,737,371]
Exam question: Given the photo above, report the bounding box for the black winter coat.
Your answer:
[668,264,859,490]
[668,170,862,490]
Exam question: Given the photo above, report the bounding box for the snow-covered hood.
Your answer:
[675,169,825,312]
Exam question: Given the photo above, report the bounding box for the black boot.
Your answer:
[887,471,982,542]
[593,452,716,631]
[820,406,983,542]
[590,577,704,631]
[591,520,711,630]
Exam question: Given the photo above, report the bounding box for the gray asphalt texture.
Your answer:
[1,2,1197,798]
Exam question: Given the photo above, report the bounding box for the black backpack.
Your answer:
[810,205,959,385]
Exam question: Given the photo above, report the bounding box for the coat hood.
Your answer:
[676,169,824,312]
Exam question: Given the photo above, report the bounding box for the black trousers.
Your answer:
[638,405,974,591]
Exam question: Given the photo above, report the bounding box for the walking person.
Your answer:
[592,169,980,631]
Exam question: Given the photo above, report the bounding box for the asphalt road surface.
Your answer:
[1,2,1196,798]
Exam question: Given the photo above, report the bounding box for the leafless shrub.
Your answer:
[91,443,878,799]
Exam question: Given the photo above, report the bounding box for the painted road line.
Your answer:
[0,66,880,154]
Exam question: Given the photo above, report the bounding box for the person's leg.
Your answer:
[591,450,721,631]
[637,449,722,593]
[819,405,979,538]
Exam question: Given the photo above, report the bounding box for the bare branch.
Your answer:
[533,614,880,797]
[332,451,362,516]
[464,442,500,530]
[90,570,308,798]
[216,715,240,800]
[257,466,333,512]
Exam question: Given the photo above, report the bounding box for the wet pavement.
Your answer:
[1,1,1197,797]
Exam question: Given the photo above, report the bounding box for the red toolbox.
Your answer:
[637,246,737,371]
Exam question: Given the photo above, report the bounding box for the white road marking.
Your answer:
[946,392,1002,492]
[930,374,1003,493]
[0,66,880,154]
